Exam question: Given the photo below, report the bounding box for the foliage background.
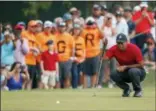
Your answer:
[0,1,156,25]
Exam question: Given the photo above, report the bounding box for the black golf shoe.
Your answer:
[122,89,131,97]
[133,91,142,97]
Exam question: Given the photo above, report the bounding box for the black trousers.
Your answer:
[27,65,38,89]
[111,68,146,91]
[131,33,150,50]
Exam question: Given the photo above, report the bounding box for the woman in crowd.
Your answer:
[6,62,30,91]
[1,31,15,70]
[98,13,117,88]
[71,23,85,88]
[143,37,156,71]
[1,65,8,91]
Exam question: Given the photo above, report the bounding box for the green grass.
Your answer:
[1,71,155,111]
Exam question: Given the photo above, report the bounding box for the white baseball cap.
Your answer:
[70,7,78,12]
[54,17,63,24]
[140,2,148,8]
[44,21,53,28]
[133,5,141,12]
[105,13,112,18]
[93,4,101,10]
[36,20,43,25]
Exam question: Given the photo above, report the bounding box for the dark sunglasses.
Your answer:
[107,17,112,20]
[117,42,124,45]
[31,25,37,28]
[93,8,100,11]
[147,42,153,46]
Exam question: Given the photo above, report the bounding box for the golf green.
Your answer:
[1,71,155,111]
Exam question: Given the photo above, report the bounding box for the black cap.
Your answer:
[115,11,123,16]
[116,33,127,43]
[86,21,95,25]
[124,6,132,12]
[101,4,108,10]
[93,4,101,10]
[46,40,53,45]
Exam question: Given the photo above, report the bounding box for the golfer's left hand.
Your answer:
[117,66,127,72]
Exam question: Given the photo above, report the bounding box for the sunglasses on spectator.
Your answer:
[147,42,153,46]
[107,17,112,20]
[31,25,37,28]
[93,8,100,11]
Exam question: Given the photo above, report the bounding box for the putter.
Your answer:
[92,43,107,97]
[96,44,107,86]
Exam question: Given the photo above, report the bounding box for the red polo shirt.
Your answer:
[132,11,154,33]
[105,43,143,66]
[41,51,59,71]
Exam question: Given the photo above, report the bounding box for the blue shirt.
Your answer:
[127,20,135,34]
[7,74,23,90]
[1,41,15,65]
[0,33,4,42]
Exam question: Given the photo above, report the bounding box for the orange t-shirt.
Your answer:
[55,32,74,62]
[36,32,55,62]
[36,32,55,52]
[21,30,39,65]
[81,28,102,58]
[74,36,85,60]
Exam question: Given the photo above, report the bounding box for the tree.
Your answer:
[23,2,52,19]
[62,1,72,10]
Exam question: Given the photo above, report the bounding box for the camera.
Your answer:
[20,65,26,73]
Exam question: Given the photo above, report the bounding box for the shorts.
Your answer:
[55,74,59,82]
[83,55,100,76]
[41,71,57,86]
[59,60,72,79]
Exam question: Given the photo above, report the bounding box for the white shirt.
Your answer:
[93,16,104,49]
[14,38,29,65]
[94,16,104,29]
[116,19,128,37]
[103,26,116,49]
[112,15,117,28]
[151,20,156,41]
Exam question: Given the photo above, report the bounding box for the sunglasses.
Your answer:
[107,17,112,20]
[31,25,37,28]
[147,42,153,46]
[117,42,124,45]
[93,8,100,11]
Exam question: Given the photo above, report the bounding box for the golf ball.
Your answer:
[56,100,60,104]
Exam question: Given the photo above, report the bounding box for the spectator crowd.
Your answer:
[0,2,156,91]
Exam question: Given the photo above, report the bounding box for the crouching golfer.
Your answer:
[103,33,146,97]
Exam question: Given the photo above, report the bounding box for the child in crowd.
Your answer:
[40,40,59,89]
